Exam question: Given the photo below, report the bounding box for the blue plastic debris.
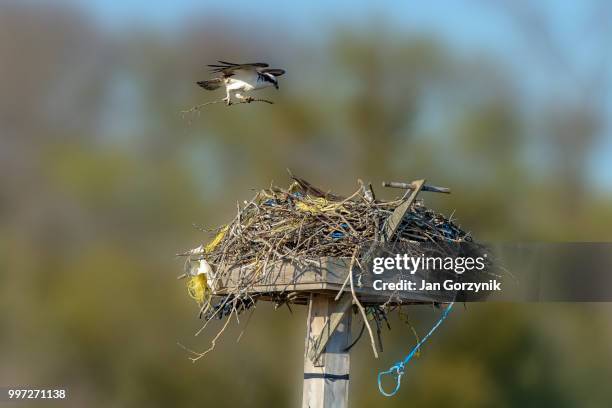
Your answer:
[378,302,455,397]
[263,199,277,206]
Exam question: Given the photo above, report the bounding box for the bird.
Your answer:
[197,61,285,105]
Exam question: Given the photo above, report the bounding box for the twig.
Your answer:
[181,97,274,116]
[178,304,235,362]
[334,272,351,301]
[348,248,379,359]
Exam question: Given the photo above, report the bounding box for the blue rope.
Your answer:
[378,302,455,397]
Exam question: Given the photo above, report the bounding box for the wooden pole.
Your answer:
[302,294,352,408]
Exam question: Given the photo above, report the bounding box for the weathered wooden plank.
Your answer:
[302,294,351,408]
[308,293,353,365]
[383,179,425,241]
[382,180,450,194]
[213,257,450,304]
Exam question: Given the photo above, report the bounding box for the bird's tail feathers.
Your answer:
[197,78,223,91]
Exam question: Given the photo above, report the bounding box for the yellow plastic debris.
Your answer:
[295,197,345,214]
[187,273,210,304]
[205,225,228,253]
[185,225,225,304]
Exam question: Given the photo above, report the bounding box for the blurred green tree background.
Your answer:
[1,1,612,407]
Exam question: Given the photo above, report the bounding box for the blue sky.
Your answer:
[66,0,612,188]
[72,0,609,108]
[75,0,598,51]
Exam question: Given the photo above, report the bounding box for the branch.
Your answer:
[179,306,234,362]
[180,97,274,117]
[348,247,379,359]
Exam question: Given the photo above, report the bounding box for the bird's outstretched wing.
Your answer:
[207,61,269,76]
[261,68,286,77]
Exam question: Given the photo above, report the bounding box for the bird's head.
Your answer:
[263,72,279,89]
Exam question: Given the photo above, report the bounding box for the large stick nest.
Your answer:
[177,174,483,361]
[192,176,469,269]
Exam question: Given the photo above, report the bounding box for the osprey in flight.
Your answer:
[197,61,286,105]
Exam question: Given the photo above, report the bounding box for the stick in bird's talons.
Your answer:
[180,97,274,117]
[236,94,273,104]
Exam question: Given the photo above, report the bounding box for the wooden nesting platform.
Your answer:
[212,257,442,305]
